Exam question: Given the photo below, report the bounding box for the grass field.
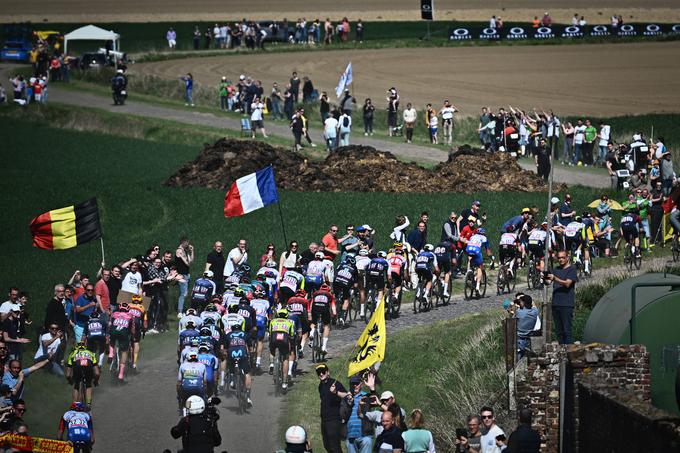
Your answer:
[282,310,505,452]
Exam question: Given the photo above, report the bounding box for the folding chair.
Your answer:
[240,118,251,137]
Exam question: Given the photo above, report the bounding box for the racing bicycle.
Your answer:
[311,313,326,364]
[233,358,248,415]
[464,263,487,300]
[432,273,451,307]
[496,260,516,295]
[623,239,642,271]
[526,258,543,291]
[273,348,284,396]
[386,280,402,319]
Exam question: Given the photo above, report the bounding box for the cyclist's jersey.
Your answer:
[499,232,519,247]
[387,254,407,275]
[128,302,146,327]
[334,263,357,287]
[466,234,489,253]
[621,213,640,229]
[312,290,334,308]
[564,221,585,238]
[581,218,596,241]
[237,303,257,332]
[222,313,246,332]
[191,277,216,302]
[110,311,133,335]
[224,331,249,361]
[238,283,254,300]
[306,260,327,278]
[280,270,304,292]
[180,345,199,363]
[197,352,219,382]
[433,243,451,262]
[458,225,476,249]
[250,298,270,331]
[67,348,98,367]
[199,329,220,349]
[178,328,200,348]
[286,296,309,331]
[528,229,548,245]
[355,256,371,272]
[61,410,93,443]
[256,267,279,298]
[178,361,206,389]
[366,258,389,279]
[251,280,266,295]
[200,311,221,326]
[222,293,241,308]
[85,317,106,338]
[270,318,295,344]
[415,251,436,271]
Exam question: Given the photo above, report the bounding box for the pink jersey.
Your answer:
[110,311,133,332]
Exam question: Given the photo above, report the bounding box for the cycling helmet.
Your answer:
[190,338,200,347]
[241,276,251,284]
[131,294,143,303]
[185,320,196,328]
[277,308,289,319]
[70,402,87,411]
[478,228,487,235]
[392,242,403,249]
[314,251,325,259]
[265,260,276,268]
[187,350,199,360]
[186,308,197,316]
[227,304,239,314]
[116,69,124,74]
[234,288,245,298]
[205,303,217,312]
[76,340,87,349]
[423,244,434,251]
[377,251,387,258]
[319,283,331,292]
[238,296,249,306]
[575,216,583,222]
[119,302,130,312]
[200,327,212,336]
[202,317,216,326]
[210,294,222,302]
[506,225,515,233]
[295,288,307,297]
[203,270,214,278]
[253,287,266,298]
[285,425,307,445]
[198,342,210,353]
[359,249,369,256]
[231,322,243,331]
[89,310,100,318]
[345,255,356,266]
[227,282,239,291]
[185,395,205,415]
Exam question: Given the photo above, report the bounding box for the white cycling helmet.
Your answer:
[359,249,369,256]
[314,251,325,259]
[424,244,434,251]
[377,251,387,258]
[185,395,205,415]
[285,425,307,444]
[265,260,276,268]
[204,270,214,278]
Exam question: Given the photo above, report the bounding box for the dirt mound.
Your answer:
[164,138,551,193]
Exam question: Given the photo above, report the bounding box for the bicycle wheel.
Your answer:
[634,249,642,270]
[526,263,535,290]
[365,289,376,323]
[508,267,517,292]
[496,266,505,295]
[464,271,474,300]
[479,270,487,298]
[273,350,281,396]
[625,244,633,271]
[391,287,401,317]
[673,237,680,262]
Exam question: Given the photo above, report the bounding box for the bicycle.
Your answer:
[526,258,543,291]
[273,349,283,396]
[431,274,451,307]
[413,277,429,313]
[386,281,402,319]
[233,359,248,414]
[464,264,487,300]
[364,285,378,323]
[72,441,92,453]
[496,261,516,295]
[311,314,325,364]
[623,240,642,271]
[108,347,120,381]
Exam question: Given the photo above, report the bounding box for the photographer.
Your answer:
[455,415,482,453]
[171,396,221,453]
[544,251,577,345]
[277,425,313,453]
[342,374,375,452]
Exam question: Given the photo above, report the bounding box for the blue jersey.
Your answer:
[501,215,524,233]
[415,251,436,271]
[85,317,106,338]
[197,352,219,382]
[62,410,93,443]
[225,331,249,361]
[433,243,451,261]
[191,278,216,302]
[178,328,200,347]
[238,303,257,332]
[366,258,388,278]
[334,263,357,287]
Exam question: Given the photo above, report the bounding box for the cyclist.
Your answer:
[180,338,200,364]
[198,326,219,353]
[58,402,95,452]
[190,270,217,311]
[256,260,280,303]
[564,215,589,274]
[238,296,258,359]
[365,251,389,307]
[200,302,222,327]
[310,283,334,356]
[197,342,219,398]
[432,242,451,298]
[498,225,520,276]
[250,288,271,371]
[177,350,207,411]
[354,248,371,317]
[414,244,439,308]
[387,247,409,302]
[178,320,201,363]
[304,252,328,295]
[128,295,147,373]
[286,289,310,366]
[527,222,551,272]
[108,302,134,384]
[224,322,253,407]
[279,268,304,305]
[221,282,241,307]
[465,228,493,295]
[179,307,203,332]
[84,310,107,366]
[620,208,642,259]
[269,308,295,391]
[219,304,245,391]
[65,341,100,406]
[333,255,359,321]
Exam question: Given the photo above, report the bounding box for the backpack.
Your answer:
[342,116,350,128]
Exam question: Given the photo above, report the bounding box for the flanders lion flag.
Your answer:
[29,198,102,250]
[348,297,386,377]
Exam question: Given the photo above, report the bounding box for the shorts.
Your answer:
[279,286,295,304]
[621,225,639,241]
[255,315,267,340]
[269,332,291,356]
[87,336,106,352]
[415,268,433,282]
[179,385,204,403]
[110,331,130,351]
[435,258,451,274]
[390,272,403,287]
[333,282,351,301]
[499,245,516,264]
[565,235,583,252]
[251,120,263,130]
[72,365,94,389]
[228,355,251,375]
[366,275,385,290]
[388,112,397,127]
[131,321,142,342]
[527,243,545,259]
[466,249,484,267]
[311,303,331,326]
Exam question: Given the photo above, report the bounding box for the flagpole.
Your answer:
[277,199,288,246]
[100,237,106,267]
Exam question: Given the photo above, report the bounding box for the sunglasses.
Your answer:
[331,229,338,233]
[0,347,6,351]
[15,408,26,413]
[481,415,493,419]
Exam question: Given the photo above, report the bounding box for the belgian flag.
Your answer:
[29,198,102,250]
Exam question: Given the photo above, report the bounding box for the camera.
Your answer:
[455,428,468,452]
[205,397,221,425]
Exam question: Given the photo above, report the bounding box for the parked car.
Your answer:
[0,39,32,62]
[257,21,295,42]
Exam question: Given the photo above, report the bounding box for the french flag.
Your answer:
[224,166,280,217]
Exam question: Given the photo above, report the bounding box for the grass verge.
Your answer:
[280,310,505,451]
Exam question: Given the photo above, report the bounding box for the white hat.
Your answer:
[361,224,374,233]
[285,425,307,444]
[380,390,395,400]
[239,74,245,80]
[550,197,560,204]
[185,395,205,415]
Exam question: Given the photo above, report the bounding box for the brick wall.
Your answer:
[515,343,651,452]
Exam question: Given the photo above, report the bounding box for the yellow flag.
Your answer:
[348,297,386,377]
[662,213,674,243]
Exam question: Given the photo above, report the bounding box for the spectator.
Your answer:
[0,288,20,321]
[340,89,355,116]
[324,113,339,151]
[344,374,374,453]
[403,103,417,144]
[34,323,63,376]
[120,260,143,295]
[319,91,330,123]
[375,411,405,452]
[224,239,248,278]
[0,341,9,372]
[407,222,427,253]
[205,242,226,293]
[0,399,26,432]
[146,257,167,333]
[180,73,195,107]
[73,283,97,342]
[166,28,177,49]
[175,236,194,315]
[3,358,51,403]
[387,88,400,137]
[218,77,229,110]
[596,122,611,165]
[558,194,575,226]
[300,243,319,267]
[289,72,301,104]
[250,98,268,138]
[605,143,619,189]
[505,408,540,453]
[302,76,315,103]
[0,83,6,104]
[290,109,305,151]
[338,112,352,146]
[541,12,553,26]
[94,269,111,324]
[316,364,348,453]
[546,251,577,344]
[402,409,435,453]
[356,19,364,43]
[455,414,482,452]
[279,241,301,275]
[513,293,539,358]
[535,138,551,181]
[479,406,505,453]
[192,26,201,50]
[271,82,284,120]
[322,225,341,261]
[572,119,585,165]
[661,151,675,196]
[339,225,360,263]
[583,119,597,166]
[2,306,28,360]
[43,285,66,332]
[259,243,277,267]
[362,98,375,136]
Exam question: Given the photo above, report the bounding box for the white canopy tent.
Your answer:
[64,24,120,54]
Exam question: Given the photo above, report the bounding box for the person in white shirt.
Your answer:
[250,99,268,138]
[597,122,611,165]
[224,239,248,278]
[440,100,459,145]
[35,323,63,375]
[403,103,417,143]
[572,119,586,165]
[121,261,143,295]
[338,112,352,146]
[479,406,505,453]
[324,115,339,151]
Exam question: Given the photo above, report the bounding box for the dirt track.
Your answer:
[4,0,680,23]
[134,41,680,117]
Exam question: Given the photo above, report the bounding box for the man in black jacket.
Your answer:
[171,396,221,453]
[316,364,348,453]
[503,408,540,453]
[44,284,67,332]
